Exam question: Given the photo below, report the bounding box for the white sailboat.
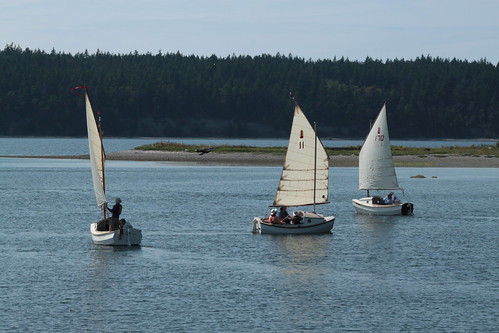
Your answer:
[80,87,142,245]
[252,100,335,234]
[352,104,414,215]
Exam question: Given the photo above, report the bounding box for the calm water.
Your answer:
[0,137,496,156]
[0,154,497,332]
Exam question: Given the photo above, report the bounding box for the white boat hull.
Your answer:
[252,212,335,235]
[352,197,413,216]
[90,222,142,246]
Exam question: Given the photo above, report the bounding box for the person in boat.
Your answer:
[268,208,283,224]
[107,197,123,231]
[278,206,292,224]
[384,192,401,205]
[291,211,303,224]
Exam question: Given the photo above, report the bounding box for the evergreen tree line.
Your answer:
[0,44,498,139]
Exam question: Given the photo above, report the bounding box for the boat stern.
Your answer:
[252,217,262,234]
[90,222,142,246]
[127,225,142,245]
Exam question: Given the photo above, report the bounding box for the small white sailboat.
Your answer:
[352,104,414,216]
[252,98,335,234]
[78,87,142,245]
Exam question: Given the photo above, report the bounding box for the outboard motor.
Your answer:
[401,203,414,216]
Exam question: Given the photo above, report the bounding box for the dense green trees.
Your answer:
[0,44,498,138]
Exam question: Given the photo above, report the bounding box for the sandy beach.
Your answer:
[103,150,499,167]
[3,149,498,167]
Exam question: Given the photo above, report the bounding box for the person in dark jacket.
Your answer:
[107,197,122,231]
[278,206,292,224]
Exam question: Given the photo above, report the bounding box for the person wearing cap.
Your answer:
[107,197,123,231]
[268,208,283,224]
[384,192,401,205]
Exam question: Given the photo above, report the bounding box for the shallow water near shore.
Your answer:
[0,158,497,332]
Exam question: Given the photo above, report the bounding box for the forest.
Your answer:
[0,44,498,139]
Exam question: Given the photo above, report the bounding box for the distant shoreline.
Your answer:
[3,149,499,167]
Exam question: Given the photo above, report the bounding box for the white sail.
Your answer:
[273,105,329,207]
[358,104,400,190]
[85,92,107,209]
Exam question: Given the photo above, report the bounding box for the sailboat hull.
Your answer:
[352,197,411,216]
[252,212,335,235]
[90,222,142,246]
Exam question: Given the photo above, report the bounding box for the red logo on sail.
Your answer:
[299,130,305,149]
[375,127,384,141]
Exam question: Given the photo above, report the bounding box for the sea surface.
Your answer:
[0,139,498,332]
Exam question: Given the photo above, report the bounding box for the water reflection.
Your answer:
[271,234,333,282]
[88,245,142,275]
[88,247,113,274]
[354,214,400,231]
[351,214,403,255]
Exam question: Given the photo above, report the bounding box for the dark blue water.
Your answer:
[0,155,497,332]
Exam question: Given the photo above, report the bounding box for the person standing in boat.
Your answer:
[107,197,123,231]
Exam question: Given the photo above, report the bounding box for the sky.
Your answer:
[1,0,498,64]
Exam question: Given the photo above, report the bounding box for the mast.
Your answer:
[367,118,372,198]
[313,121,317,213]
[96,108,107,219]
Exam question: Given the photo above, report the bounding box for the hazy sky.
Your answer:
[1,0,498,63]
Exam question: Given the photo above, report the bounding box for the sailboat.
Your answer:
[77,87,142,245]
[352,104,414,215]
[252,98,335,234]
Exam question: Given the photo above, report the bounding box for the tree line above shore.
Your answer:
[0,44,498,139]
